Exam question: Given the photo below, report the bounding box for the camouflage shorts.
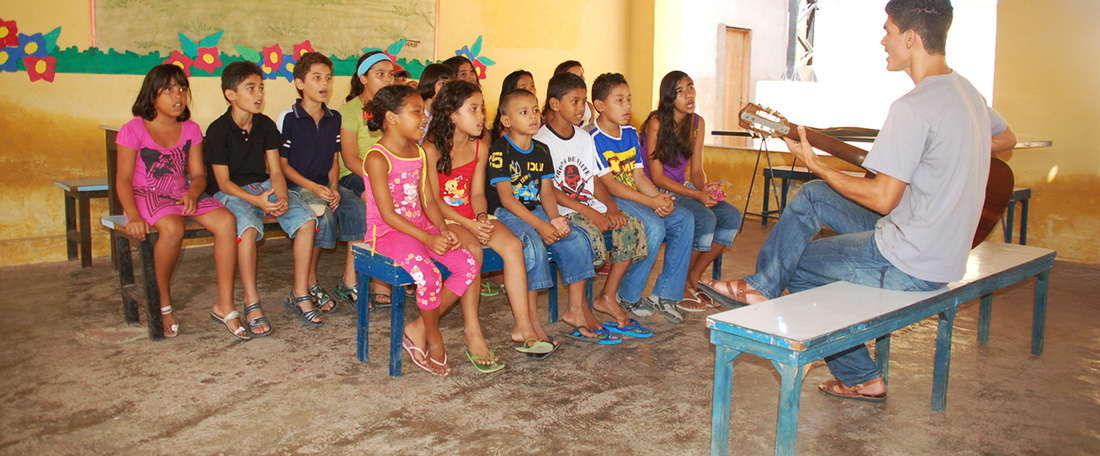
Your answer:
[566,211,648,266]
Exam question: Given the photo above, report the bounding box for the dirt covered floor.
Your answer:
[1,223,1098,455]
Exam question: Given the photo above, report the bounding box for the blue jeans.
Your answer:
[214,180,315,241]
[744,181,944,385]
[614,197,694,303]
[494,205,595,291]
[338,174,365,198]
[666,183,740,251]
[294,185,366,249]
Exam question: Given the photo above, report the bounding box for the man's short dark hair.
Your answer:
[886,0,953,55]
[591,73,628,102]
[221,61,262,98]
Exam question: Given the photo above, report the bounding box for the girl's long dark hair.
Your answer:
[132,64,191,122]
[427,80,481,175]
[418,63,456,103]
[490,70,533,144]
[346,51,385,102]
[641,71,694,167]
[364,84,419,132]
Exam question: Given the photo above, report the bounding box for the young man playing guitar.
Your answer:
[702,0,1017,401]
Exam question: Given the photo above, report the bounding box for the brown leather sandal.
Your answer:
[818,377,887,402]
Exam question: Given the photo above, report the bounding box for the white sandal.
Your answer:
[210,310,251,341]
[160,305,180,338]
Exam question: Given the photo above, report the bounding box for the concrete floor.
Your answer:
[1,222,1098,455]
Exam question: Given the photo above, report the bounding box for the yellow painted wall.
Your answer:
[0,0,661,267]
[992,0,1100,262]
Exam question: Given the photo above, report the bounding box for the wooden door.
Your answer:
[721,27,751,147]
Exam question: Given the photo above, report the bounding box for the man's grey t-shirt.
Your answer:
[864,71,1008,283]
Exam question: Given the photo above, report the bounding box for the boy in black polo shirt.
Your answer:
[206,61,320,334]
[277,52,366,324]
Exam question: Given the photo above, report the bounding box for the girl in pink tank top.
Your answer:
[424,81,558,361]
[362,85,480,376]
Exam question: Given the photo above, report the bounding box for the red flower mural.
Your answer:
[262,44,283,71]
[193,47,221,74]
[23,55,55,82]
[163,50,193,76]
[0,19,17,48]
[292,40,313,60]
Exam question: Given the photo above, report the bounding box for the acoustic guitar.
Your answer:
[738,103,1013,248]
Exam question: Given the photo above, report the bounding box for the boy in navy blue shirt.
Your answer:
[207,61,319,333]
[277,52,365,325]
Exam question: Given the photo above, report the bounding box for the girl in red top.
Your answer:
[424,81,558,358]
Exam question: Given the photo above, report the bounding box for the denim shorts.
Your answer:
[339,174,365,198]
[214,180,315,241]
[295,185,367,249]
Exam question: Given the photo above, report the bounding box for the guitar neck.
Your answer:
[783,123,869,168]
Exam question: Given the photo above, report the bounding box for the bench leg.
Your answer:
[357,271,370,363]
[585,277,593,310]
[548,262,559,323]
[712,254,723,281]
[978,293,993,345]
[931,307,958,412]
[1032,270,1049,356]
[875,334,891,387]
[115,235,140,325]
[139,236,164,340]
[1019,199,1029,245]
[1003,200,1016,243]
[710,347,742,456]
[64,193,78,261]
[389,288,407,377]
[78,194,93,268]
[770,360,808,456]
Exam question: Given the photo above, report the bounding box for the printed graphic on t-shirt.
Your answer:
[510,160,541,204]
[391,168,423,220]
[601,147,638,189]
[442,175,469,208]
[557,158,594,203]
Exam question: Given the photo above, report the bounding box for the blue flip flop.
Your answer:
[602,319,653,338]
[560,327,622,345]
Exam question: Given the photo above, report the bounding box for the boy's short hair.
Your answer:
[498,88,537,115]
[221,61,262,98]
[396,69,410,79]
[553,60,582,76]
[885,0,953,55]
[293,52,334,96]
[545,72,586,103]
[591,73,628,102]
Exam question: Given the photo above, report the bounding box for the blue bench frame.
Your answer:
[707,243,1056,456]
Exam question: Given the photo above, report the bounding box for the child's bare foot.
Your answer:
[464,333,497,365]
[160,305,179,337]
[404,320,427,352]
[425,342,450,376]
[560,310,600,338]
[592,294,631,327]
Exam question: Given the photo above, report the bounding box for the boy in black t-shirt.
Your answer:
[206,61,320,333]
[487,89,619,345]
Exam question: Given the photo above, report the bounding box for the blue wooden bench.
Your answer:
[351,242,562,377]
[706,242,1056,456]
[101,214,280,340]
[56,178,109,268]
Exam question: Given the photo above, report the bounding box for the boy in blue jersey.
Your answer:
[590,73,698,323]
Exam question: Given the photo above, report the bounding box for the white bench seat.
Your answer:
[707,242,1056,456]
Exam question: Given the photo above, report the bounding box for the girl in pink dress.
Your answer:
[362,84,479,376]
[116,65,244,340]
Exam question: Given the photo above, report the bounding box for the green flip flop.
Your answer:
[514,338,554,354]
[465,349,505,374]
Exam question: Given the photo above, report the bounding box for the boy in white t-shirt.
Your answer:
[535,72,654,339]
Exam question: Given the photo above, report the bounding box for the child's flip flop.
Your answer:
[465,349,506,374]
[515,338,555,354]
[602,319,653,338]
[526,337,559,360]
[559,327,622,345]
